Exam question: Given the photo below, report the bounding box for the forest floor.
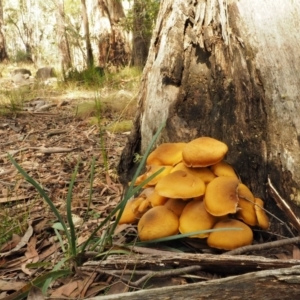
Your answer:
[1,64,300,299]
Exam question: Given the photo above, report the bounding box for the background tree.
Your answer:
[5,0,38,62]
[55,0,72,75]
[130,0,159,68]
[96,0,130,68]
[0,0,8,61]
[81,0,93,67]
[119,0,300,219]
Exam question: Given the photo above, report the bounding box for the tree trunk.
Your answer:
[118,0,300,221]
[81,0,94,67]
[56,0,72,76]
[96,0,130,68]
[131,0,151,68]
[0,0,8,61]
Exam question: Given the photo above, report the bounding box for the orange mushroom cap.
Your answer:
[147,189,169,206]
[146,143,186,166]
[164,198,189,217]
[236,198,257,226]
[207,219,253,250]
[211,161,238,178]
[179,200,218,238]
[171,162,216,184]
[133,165,173,187]
[204,176,240,216]
[138,206,179,241]
[182,137,228,167]
[255,198,270,230]
[118,196,150,224]
[155,170,206,199]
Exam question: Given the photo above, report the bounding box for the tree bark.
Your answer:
[118,0,300,223]
[86,266,300,300]
[96,0,130,68]
[56,0,72,76]
[0,0,8,61]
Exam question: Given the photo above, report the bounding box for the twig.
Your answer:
[267,176,300,233]
[80,265,202,287]
[224,236,300,256]
[28,146,79,153]
[129,265,202,287]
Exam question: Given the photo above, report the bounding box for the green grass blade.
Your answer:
[126,121,166,198]
[42,257,70,295]
[8,155,71,244]
[87,156,96,218]
[80,121,166,253]
[4,269,70,300]
[53,227,66,253]
[66,161,80,256]
[135,227,243,245]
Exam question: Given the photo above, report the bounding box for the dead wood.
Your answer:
[224,236,300,255]
[83,266,300,300]
[84,252,300,275]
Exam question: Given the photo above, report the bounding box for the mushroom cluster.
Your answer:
[118,137,269,250]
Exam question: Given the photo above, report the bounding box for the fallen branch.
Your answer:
[80,265,202,288]
[224,236,300,255]
[129,265,202,287]
[29,146,79,153]
[267,176,300,233]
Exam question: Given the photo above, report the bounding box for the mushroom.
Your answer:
[237,183,255,201]
[204,176,240,216]
[236,198,257,226]
[254,198,270,229]
[146,143,186,166]
[138,206,179,241]
[155,170,206,199]
[133,165,173,187]
[211,161,238,178]
[164,198,188,217]
[147,189,169,206]
[179,200,218,238]
[207,219,253,250]
[236,183,257,226]
[118,195,150,224]
[171,162,216,184]
[182,137,228,167]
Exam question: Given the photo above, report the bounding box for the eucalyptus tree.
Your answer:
[0,0,8,61]
[119,0,300,219]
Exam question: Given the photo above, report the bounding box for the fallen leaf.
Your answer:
[25,236,39,259]
[0,234,21,252]
[0,279,26,291]
[51,281,79,297]
[106,281,128,295]
[293,246,300,259]
[0,225,33,258]
[27,286,45,300]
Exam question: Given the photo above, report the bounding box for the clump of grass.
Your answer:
[0,88,28,115]
[106,120,133,133]
[64,66,105,87]
[7,121,166,297]
[0,204,28,245]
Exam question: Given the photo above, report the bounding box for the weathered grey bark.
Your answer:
[86,266,300,300]
[118,0,300,222]
[0,0,8,61]
[96,0,130,67]
[81,0,94,67]
[56,0,72,76]
[83,252,300,299]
